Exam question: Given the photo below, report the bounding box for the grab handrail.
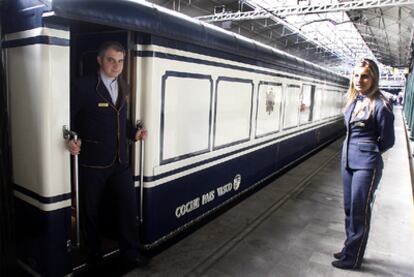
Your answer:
[63,125,80,249]
[136,121,145,224]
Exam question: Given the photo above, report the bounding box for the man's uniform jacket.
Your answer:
[71,74,137,168]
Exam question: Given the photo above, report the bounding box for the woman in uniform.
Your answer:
[332,58,395,269]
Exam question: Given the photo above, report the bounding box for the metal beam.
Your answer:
[379,9,393,62]
[196,0,414,23]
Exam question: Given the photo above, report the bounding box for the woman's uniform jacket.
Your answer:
[342,95,395,170]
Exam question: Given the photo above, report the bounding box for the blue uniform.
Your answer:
[72,75,137,168]
[339,94,395,268]
[71,74,140,262]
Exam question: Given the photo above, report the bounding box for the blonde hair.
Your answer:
[345,58,388,118]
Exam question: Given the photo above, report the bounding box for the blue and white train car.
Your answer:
[2,0,348,275]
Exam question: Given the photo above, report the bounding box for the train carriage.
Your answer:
[1,0,348,276]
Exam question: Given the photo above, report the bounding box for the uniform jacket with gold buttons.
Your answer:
[71,74,137,168]
[342,96,395,170]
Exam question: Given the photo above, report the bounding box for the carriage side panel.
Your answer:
[5,27,71,276]
[133,39,345,246]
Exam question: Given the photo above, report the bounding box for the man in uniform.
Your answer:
[67,41,147,268]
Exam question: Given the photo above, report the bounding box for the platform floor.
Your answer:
[129,107,414,277]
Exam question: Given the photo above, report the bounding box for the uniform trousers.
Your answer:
[341,165,382,266]
[79,162,139,261]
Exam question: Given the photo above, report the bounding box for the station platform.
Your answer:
[129,106,414,277]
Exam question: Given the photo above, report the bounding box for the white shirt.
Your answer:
[352,95,366,122]
[100,71,118,104]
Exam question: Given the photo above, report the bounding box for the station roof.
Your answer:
[148,0,414,90]
[45,0,347,85]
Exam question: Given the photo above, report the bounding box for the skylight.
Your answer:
[247,0,377,74]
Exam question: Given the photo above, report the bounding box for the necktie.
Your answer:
[109,80,118,104]
[356,95,365,101]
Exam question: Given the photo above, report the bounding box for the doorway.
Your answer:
[69,22,137,270]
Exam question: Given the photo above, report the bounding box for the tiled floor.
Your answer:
[129,107,414,277]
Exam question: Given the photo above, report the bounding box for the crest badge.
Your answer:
[233,174,241,191]
[265,88,275,115]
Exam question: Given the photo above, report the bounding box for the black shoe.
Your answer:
[87,253,104,267]
[331,259,360,270]
[134,253,149,268]
[121,253,149,270]
[86,253,104,274]
[333,252,343,259]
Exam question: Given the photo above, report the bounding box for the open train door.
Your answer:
[69,26,140,269]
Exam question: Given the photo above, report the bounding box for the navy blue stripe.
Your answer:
[3,36,69,48]
[138,118,341,182]
[135,50,321,84]
[14,183,72,204]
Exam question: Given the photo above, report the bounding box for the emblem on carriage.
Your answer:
[233,174,241,191]
[266,88,275,114]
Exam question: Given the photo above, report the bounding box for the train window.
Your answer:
[326,89,341,117]
[313,87,323,121]
[337,91,346,115]
[328,91,334,117]
[332,91,339,116]
[161,72,213,163]
[320,90,330,119]
[255,82,283,137]
[299,84,313,125]
[283,85,301,129]
[325,90,333,118]
[214,77,253,149]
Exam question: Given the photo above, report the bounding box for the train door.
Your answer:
[69,25,139,269]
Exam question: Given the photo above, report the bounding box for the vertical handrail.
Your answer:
[72,133,80,248]
[140,139,144,224]
[63,126,80,248]
[136,120,145,224]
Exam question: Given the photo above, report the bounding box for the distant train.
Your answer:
[2,0,348,276]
